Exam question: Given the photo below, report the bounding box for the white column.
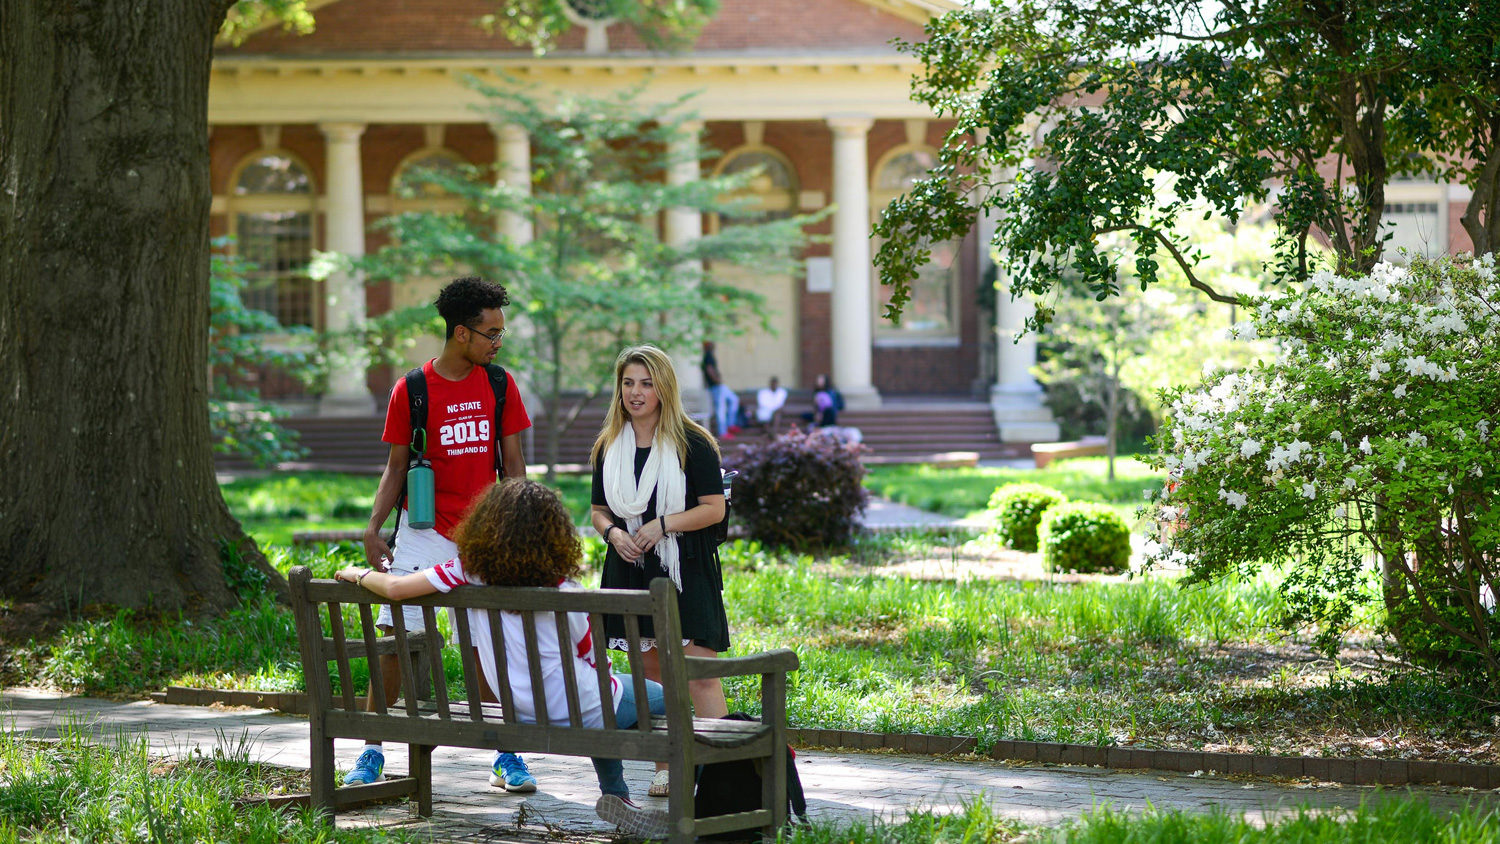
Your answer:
[983,124,1059,442]
[493,123,541,446]
[827,116,880,408]
[666,120,707,413]
[494,123,533,245]
[317,122,374,415]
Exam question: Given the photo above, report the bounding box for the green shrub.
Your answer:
[1038,502,1131,573]
[722,429,868,550]
[988,483,1068,551]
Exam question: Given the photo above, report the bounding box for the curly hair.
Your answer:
[435,276,511,338]
[453,480,582,587]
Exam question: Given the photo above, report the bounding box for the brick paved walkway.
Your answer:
[5,688,1494,840]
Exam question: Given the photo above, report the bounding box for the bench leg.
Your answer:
[412,744,434,817]
[667,751,694,844]
[310,733,336,823]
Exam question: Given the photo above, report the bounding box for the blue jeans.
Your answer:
[593,675,666,798]
[709,384,740,437]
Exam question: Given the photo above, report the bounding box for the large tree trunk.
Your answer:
[0,0,282,622]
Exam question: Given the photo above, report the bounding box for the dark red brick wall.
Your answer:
[222,0,922,57]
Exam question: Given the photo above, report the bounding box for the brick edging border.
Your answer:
[154,688,1500,790]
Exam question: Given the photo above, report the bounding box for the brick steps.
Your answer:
[216,400,1029,472]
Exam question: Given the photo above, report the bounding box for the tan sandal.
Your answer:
[647,769,671,797]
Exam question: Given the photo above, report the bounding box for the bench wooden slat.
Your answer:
[356,603,387,716]
[623,613,651,733]
[553,610,585,728]
[326,602,355,711]
[304,581,654,614]
[487,608,518,724]
[589,611,617,731]
[686,649,800,680]
[451,609,485,722]
[318,630,433,660]
[321,710,774,761]
[389,609,420,717]
[520,611,550,726]
[331,776,418,807]
[421,605,450,720]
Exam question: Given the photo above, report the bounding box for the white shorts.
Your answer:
[375,509,458,632]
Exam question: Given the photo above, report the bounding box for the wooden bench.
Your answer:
[1030,435,1108,469]
[288,566,799,842]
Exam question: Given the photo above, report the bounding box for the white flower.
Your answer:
[1333,505,1347,519]
[1301,483,1317,500]
[1472,466,1484,478]
[1223,491,1248,510]
[1329,431,1343,441]
[1394,383,1408,399]
[1359,436,1373,455]
[1240,439,1263,458]
[1479,420,1492,442]
[1343,477,1358,491]
[1447,483,1454,495]
[1401,355,1429,376]
[1405,431,1428,448]
[1396,457,1408,472]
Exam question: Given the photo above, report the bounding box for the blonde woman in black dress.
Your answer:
[590,344,730,795]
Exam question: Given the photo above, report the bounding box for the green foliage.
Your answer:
[476,0,718,54]
[988,483,1067,552]
[873,0,1500,330]
[208,241,311,468]
[1050,800,1500,844]
[0,727,404,842]
[1145,255,1500,682]
[344,78,822,475]
[723,430,869,550]
[864,458,1160,521]
[785,798,1500,844]
[1038,502,1131,574]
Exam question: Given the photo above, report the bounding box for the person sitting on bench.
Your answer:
[335,479,671,839]
[753,376,787,433]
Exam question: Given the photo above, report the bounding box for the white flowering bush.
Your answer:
[1144,254,1500,682]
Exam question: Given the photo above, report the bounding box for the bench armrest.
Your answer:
[684,648,799,680]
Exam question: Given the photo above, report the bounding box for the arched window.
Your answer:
[391,149,468,208]
[712,147,799,231]
[872,147,959,340]
[230,151,316,328]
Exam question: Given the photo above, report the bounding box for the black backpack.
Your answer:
[709,470,737,548]
[392,363,510,538]
[693,712,807,840]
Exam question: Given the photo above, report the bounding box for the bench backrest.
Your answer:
[287,566,694,755]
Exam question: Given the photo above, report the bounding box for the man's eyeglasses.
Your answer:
[467,326,507,345]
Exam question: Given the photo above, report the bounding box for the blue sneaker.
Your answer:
[343,746,384,785]
[489,751,537,793]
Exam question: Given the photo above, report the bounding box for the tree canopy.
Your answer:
[874,0,1500,330]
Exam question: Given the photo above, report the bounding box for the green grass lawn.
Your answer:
[864,456,1163,526]
[0,728,409,843]
[221,471,594,547]
[8,465,1495,769]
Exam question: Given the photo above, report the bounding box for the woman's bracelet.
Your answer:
[356,569,372,586]
[603,524,617,542]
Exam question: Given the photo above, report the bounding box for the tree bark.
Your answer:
[0,0,283,620]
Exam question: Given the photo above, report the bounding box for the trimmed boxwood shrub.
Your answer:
[988,483,1068,552]
[721,428,868,550]
[1038,502,1131,573]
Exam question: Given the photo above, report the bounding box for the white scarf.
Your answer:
[602,425,687,591]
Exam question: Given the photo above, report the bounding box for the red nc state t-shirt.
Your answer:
[382,360,531,539]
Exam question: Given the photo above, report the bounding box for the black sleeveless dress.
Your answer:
[591,431,730,652]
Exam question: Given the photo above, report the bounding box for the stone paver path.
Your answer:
[5,688,1494,840]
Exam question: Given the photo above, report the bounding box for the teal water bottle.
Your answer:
[407,430,435,530]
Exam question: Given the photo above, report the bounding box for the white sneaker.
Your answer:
[596,794,671,840]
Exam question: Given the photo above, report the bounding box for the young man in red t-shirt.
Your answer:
[345,276,535,791]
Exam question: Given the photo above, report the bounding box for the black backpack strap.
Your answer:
[484,363,509,477]
[392,367,428,541]
[405,367,429,458]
